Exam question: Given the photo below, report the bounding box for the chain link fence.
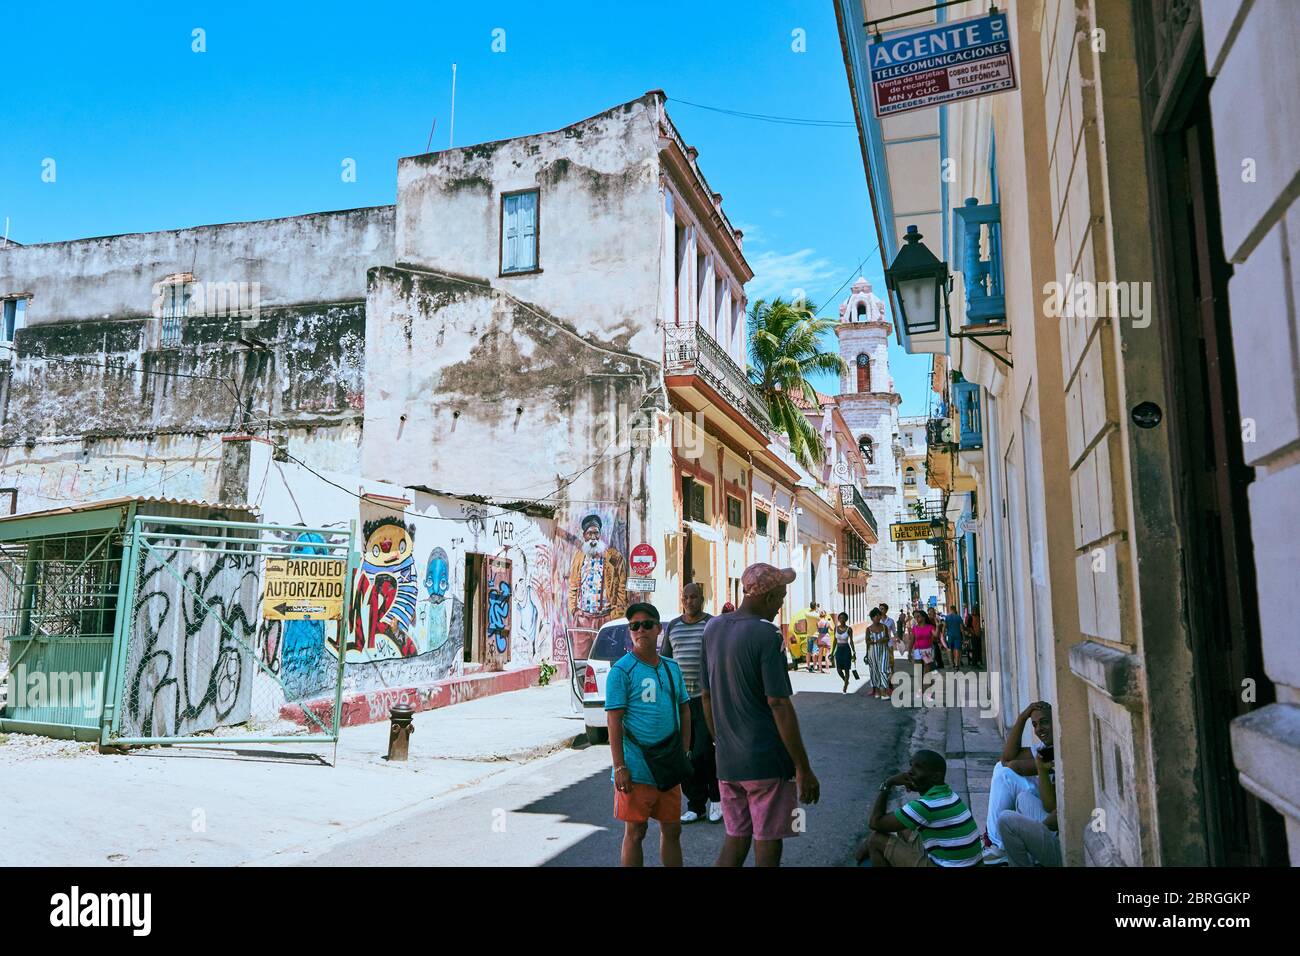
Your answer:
[105,516,354,746]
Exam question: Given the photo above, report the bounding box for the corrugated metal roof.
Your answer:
[0,495,257,524]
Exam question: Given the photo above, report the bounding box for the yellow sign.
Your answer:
[262,556,347,621]
[891,520,939,542]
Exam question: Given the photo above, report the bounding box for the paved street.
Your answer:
[298,667,915,867]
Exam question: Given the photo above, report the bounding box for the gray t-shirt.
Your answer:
[699,610,796,782]
[661,614,711,698]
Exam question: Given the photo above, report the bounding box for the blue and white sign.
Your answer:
[868,11,1018,118]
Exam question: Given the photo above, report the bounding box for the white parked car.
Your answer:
[576,618,634,745]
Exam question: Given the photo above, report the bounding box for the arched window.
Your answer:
[856,301,866,320]
[855,352,870,392]
[858,435,874,464]
[905,466,917,486]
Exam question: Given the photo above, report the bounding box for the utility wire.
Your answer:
[668,97,856,128]
[812,241,883,318]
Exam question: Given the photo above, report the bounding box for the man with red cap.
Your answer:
[700,562,820,867]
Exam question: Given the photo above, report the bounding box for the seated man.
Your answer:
[1000,748,1061,866]
[983,701,1054,864]
[858,749,982,867]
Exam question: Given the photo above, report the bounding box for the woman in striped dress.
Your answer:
[865,607,892,698]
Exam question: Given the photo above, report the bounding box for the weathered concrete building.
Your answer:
[0,92,877,729]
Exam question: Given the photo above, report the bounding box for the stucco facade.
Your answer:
[837,0,1298,865]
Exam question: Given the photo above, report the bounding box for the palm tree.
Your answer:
[747,297,847,469]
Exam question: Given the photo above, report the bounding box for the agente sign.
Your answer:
[868,11,1018,117]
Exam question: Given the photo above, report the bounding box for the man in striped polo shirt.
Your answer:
[660,583,719,823]
[862,749,982,867]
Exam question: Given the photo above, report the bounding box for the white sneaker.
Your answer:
[707,800,723,823]
[680,809,702,823]
[981,844,1009,866]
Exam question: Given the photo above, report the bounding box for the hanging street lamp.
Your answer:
[884,224,950,337]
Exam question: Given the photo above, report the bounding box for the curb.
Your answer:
[280,666,542,728]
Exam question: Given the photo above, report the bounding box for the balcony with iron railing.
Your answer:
[664,323,771,437]
[838,482,878,541]
[954,380,983,451]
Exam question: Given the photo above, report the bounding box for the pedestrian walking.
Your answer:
[943,605,965,669]
[605,602,692,867]
[910,608,938,690]
[817,609,833,672]
[833,612,856,692]
[964,607,983,669]
[864,607,892,699]
[879,602,899,661]
[700,563,820,867]
[661,582,721,824]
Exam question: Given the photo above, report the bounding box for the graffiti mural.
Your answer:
[483,556,512,670]
[550,505,628,662]
[509,524,553,662]
[417,546,451,652]
[566,511,628,630]
[124,537,258,738]
[345,517,419,659]
[276,532,335,702]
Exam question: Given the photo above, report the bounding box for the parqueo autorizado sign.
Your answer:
[263,557,347,621]
[868,11,1018,118]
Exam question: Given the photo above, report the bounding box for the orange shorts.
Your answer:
[614,783,682,824]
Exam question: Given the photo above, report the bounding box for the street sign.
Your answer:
[630,543,657,577]
[262,556,347,620]
[891,519,941,542]
[894,520,946,541]
[868,11,1018,118]
[627,577,656,593]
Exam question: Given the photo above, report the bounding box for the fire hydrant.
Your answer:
[387,704,415,761]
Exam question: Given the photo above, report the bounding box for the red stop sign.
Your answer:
[630,544,657,576]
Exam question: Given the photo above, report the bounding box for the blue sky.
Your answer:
[0,0,930,414]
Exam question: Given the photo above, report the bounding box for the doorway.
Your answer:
[1144,43,1285,866]
[463,554,480,664]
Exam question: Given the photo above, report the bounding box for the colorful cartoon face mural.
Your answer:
[348,517,419,658]
[425,547,450,604]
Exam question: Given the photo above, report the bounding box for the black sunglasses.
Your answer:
[628,620,658,631]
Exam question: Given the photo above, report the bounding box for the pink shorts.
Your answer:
[719,778,799,841]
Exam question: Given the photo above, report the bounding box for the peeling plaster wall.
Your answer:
[0,300,365,513]
[394,95,663,362]
[0,206,390,515]
[362,265,657,506]
[0,206,395,325]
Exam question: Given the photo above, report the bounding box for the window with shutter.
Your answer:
[500,190,539,275]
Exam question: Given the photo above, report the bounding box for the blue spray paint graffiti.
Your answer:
[279,532,333,702]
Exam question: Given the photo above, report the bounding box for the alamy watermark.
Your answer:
[1042,274,1151,328]
[151,279,262,324]
[889,667,1000,719]
[4,665,104,718]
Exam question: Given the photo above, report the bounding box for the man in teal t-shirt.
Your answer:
[606,602,691,867]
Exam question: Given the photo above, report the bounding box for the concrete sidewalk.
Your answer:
[0,681,584,867]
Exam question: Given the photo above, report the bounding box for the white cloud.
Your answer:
[745,248,838,302]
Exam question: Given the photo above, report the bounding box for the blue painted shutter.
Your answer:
[502,192,538,273]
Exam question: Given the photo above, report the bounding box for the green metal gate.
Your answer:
[0,512,123,737]
[102,515,357,747]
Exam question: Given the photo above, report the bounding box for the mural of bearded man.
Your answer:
[566,513,627,630]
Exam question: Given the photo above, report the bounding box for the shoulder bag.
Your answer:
[619,659,694,792]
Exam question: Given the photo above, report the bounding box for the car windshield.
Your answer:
[590,623,633,661]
